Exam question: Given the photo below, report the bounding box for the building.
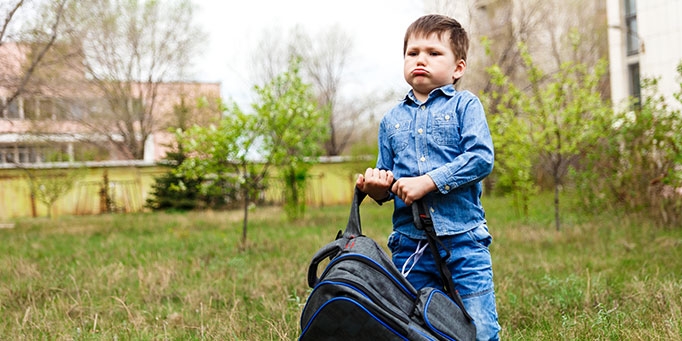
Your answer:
[607,0,682,111]
[0,41,222,218]
[0,42,222,167]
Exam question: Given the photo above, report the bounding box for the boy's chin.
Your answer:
[412,84,437,95]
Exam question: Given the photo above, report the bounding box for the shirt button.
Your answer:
[395,123,400,129]
[445,115,450,121]
[418,128,423,134]
[420,105,425,110]
[420,156,426,162]
[444,185,451,191]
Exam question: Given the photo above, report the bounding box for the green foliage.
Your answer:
[483,37,682,229]
[145,149,206,211]
[574,64,682,226]
[252,57,329,220]
[178,101,263,243]
[482,39,611,228]
[146,101,228,211]
[521,43,610,231]
[23,167,85,218]
[282,166,309,220]
[177,57,328,243]
[484,63,537,219]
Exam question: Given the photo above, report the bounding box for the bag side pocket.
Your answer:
[413,288,476,341]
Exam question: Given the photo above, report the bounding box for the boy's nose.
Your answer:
[416,52,427,65]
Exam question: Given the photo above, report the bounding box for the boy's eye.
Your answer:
[407,51,418,57]
[430,51,441,56]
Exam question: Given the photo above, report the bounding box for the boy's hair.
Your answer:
[403,14,469,63]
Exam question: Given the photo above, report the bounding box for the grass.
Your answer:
[1,192,681,340]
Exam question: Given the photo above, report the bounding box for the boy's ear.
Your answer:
[452,59,467,82]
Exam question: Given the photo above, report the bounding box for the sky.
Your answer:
[191,0,426,107]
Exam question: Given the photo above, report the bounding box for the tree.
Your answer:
[179,58,327,245]
[145,99,205,211]
[482,40,610,230]
[251,25,390,157]
[54,0,204,160]
[294,25,352,156]
[523,43,609,231]
[0,0,68,118]
[255,57,328,220]
[23,166,84,218]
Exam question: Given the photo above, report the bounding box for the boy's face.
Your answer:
[403,32,465,101]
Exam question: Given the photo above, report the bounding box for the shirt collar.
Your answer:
[403,84,457,105]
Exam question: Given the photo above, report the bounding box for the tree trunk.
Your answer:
[30,192,37,218]
[554,182,561,231]
[241,188,249,248]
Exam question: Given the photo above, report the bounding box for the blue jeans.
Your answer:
[388,225,501,341]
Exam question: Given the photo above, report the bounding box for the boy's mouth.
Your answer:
[412,68,428,76]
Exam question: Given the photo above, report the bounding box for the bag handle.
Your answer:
[343,186,367,238]
[306,239,344,287]
[307,187,367,287]
[412,200,474,322]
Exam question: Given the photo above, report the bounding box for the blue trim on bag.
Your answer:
[299,297,409,341]
[422,290,457,341]
[321,253,417,299]
[409,326,439,341]
[299,280,371,327]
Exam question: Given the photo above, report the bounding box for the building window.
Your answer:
[6,100,20,119]
[628,62,641,108]
[0,147,8,164]
[23,97,40,120]
[625,0,638,55]
[53,99,71,120]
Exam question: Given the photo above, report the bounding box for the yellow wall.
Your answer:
[0,160,373,220]
[0,165,165,219]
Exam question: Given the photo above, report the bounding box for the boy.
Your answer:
[356,14,501,340]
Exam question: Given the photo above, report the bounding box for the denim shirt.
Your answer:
[376,84,494,238]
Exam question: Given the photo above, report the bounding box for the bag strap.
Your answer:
[307,188,366,288]
[412,200,474,322]
[343,186,367,238]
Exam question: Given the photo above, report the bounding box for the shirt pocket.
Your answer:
[388,120,411,153]
[432,112,459,146]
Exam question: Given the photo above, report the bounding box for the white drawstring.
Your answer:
[401,240,428,277]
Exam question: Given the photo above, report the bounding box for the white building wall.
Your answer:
[608,0,682,111]
[637,1,682,107]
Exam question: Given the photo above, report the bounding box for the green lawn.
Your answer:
[1,193,681,340]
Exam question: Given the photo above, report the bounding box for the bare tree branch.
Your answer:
[0,0,24,45]
[5,1,66,109]
[55,0,203,160]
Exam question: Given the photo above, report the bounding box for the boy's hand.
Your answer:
[391,175,437,206]
[356,168,394,202]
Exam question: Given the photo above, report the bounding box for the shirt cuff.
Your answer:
[428,169,455,194]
